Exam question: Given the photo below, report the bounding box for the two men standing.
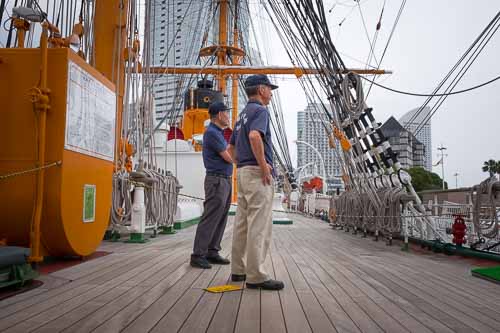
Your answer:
[191,75,284,291]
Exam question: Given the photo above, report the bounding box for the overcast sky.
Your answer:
[252,0,499,188]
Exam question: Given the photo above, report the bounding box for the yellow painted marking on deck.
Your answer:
[204,285,243,293]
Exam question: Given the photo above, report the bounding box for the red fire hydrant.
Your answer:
[452,214,466,246]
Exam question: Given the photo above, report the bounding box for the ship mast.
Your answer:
[94,0,128,168]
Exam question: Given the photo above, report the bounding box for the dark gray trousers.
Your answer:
[192,175,232,257]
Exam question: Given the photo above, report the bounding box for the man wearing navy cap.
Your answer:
[190,102,234,269]
[229,74,285,290]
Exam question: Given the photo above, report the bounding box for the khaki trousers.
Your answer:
[231,166,274,284]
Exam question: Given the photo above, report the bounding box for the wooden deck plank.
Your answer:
[271,241,313,333]
[289,228,440,333]
[0,287,49,309]
[49,253,131,280]
[260,254,287,333]
[234,288,260,333]
[89,264,198,333]
[278,221,383,333]
[178,264,232,333]
[331,258,456,333]
[376,255,500,317]
[147,265,222,333]
[206,276,244,333]
[326,223,500,300]
[292,219,489,333]
[294,219,489,333]
[62,262,193,332]
[52,225,197,282]
[287,248,361,333]
[2,215,500,332]
[0,249,181,331]
[371,260,500,332]
[278,229,408,333]
[296,254,382,333]
[275,236,337,333]
[355,233,500,298]
[384,257,500,317]
[348,260,476,333]
[0,250,156,320]
[30,250,188,332]
[119,247,231,333]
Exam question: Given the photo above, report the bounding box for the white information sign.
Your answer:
[65,60,116,161]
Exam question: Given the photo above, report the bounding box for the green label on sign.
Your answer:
[83,185,96,223]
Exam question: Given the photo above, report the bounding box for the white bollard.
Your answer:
[131,185,146,235]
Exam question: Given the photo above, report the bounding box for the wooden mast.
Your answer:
[94,0,129,168]
[231,1,240,202]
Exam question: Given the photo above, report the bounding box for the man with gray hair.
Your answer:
[228,75,284,290]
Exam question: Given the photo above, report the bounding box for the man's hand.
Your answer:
[248,130,272,185]
[261,163,273,186]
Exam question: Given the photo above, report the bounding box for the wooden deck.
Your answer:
[1,215,500,333]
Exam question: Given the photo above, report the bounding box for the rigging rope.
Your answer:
[263,0,439,241]
[404,10,500,134]
[359,72,500,98]
[365,0,405,99]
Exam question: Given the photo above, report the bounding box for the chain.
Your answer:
[0,161,62,181]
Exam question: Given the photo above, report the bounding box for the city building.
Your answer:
[381,116,425,170]
[399,106,432,171]
[297,103,343,193]
[150,1,254,125]
[150,1,210,123]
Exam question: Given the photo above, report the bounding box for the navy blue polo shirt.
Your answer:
[203,122,233,176]
[230,99,273,169]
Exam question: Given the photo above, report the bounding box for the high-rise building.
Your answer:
[150,1,255,125]
[381,117,425,170]
[297,103,343,193]
[150,2,211,124]
[399,106,432,171]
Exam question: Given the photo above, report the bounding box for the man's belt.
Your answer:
[206,172,232,179]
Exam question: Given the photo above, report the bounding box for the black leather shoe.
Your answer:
[231,274,246,282]
[190,256,212,269]
[246,279,284,290]
[206,254,230,265]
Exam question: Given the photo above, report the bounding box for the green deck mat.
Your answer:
[471,266,500,284]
